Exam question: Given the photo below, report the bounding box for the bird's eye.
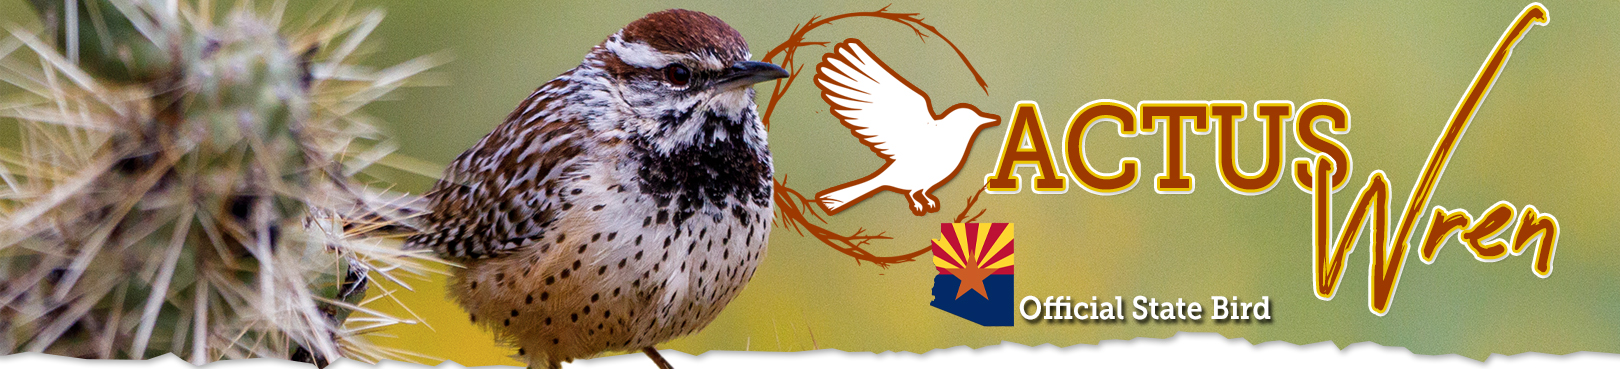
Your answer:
[662,64,692,87]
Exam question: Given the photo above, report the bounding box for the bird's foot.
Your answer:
[643,347,674,369]
[907,191,940,215]
[923,194,941,213]
[907,201,926,216]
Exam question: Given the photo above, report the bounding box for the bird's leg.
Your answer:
[518,348,559,369]
[922,190,941,213]
[642,347,674,369]
[906,190,927,215]
[529,358,561,369]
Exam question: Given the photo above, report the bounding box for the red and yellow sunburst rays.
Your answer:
[932,223,1013,299]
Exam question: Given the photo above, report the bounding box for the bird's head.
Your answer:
[941,104,1002,130]
[587,9,788,153]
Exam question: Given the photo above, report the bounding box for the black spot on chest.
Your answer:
[635,111,772,222]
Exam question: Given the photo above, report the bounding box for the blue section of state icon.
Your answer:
[931,274,1014,326]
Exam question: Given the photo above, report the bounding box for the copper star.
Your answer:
[945,266,995,300]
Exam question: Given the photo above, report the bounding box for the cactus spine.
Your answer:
[0,1,442,365]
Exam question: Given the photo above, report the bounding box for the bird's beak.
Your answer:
[715,61,789,91]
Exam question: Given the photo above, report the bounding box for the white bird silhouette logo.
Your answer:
[814,39,1001,216]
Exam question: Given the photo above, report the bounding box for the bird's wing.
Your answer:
[814,39,933,161]
[406,91,586,260]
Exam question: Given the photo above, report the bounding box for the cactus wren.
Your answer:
[405,9,786,369]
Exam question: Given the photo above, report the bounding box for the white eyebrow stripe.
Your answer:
[606,36,674,68]
[605,31,733,71]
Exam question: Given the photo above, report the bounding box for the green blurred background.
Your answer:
[4,0,1618,365]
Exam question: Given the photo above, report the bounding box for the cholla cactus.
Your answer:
[0,1,443,365]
